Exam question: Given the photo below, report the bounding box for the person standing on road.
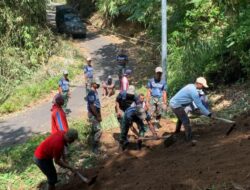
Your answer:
[146,67,168,129]
[83,57,94,95]
[120,69,132,92]
[51,94,69,134]
[170,77,213,144]
[58,70,70,114]
[33,129,78,190]
[116,49,128,79]
[86,78,102,154]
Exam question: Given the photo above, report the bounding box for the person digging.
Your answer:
[169,77,214,145]
[33,129,79,190]
[119,106,157,151]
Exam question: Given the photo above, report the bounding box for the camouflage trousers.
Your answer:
[149,97,166,125]
[88,112,102,146]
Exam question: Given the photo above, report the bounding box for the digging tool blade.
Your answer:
[76,171,97,185]
[226,123,236,136]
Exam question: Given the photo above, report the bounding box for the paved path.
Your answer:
[0,4,125,148]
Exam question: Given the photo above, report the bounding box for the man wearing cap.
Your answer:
[86,78,102,153]
[119,105,156,150]
[83,57,94,95]
[33,129,78,190]
[115,85,137,129]
[120,69,132,92]
[146,66,168,128]
[116,49,128,79]
[102,75,115,97]
[58,70,70,113]
[51,94,69,134]
[170,77,213,143]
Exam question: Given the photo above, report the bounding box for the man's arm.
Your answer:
[191,91,210,116]
[162,91,167,105]
[90,104,102,121]
[54,157,76,172]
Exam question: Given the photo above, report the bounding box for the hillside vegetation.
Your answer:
[75,0,250,94]
[0,0,55,103]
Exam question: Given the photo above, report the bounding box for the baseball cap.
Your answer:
[127,85,135,95]
[155,67,163,73]
[66,129,78,141]
[196,77,208,88]
[87,57,92,61]
[123,69,132,76]
[136,106,147,120]
[63,70,68,75]
[108,75,112,79]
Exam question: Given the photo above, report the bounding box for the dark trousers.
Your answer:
[33,156,57,185]
[171,107,192,141]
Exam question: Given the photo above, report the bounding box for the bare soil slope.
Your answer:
[57,110,250,190]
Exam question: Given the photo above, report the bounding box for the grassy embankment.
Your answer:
[0,40,83,115]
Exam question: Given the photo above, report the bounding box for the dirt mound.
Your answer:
[56,112,250,190]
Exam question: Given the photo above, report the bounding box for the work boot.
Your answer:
[137,139,142,150]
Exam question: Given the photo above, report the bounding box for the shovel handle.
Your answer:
[213,116,236,124]
[76,171,89,183]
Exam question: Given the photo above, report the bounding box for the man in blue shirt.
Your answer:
[170,77,213,143]
[58,70,70,113]
[146,67,168,129]
[83,57,94,95]
[86,78,102,153]
[116,49,128,79]
[120,106,155,151]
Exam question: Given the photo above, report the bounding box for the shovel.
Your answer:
[76,171,97,186]
[202,115,236,136]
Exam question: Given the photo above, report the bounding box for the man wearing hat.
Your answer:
[86,78,102,153]
[119,105,156,151]
[170,77,213,143]
[58,70,70,113]
[102,75,115,97]
[120,69,132,92]
[115,85,137,129]
[34,129,78,190]
[51,94,69,134]
[146,66,168,129]
[83,57,94,95]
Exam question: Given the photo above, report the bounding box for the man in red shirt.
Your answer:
[51,94,69,134]
[34,129,78,190]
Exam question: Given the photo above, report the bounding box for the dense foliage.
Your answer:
[0,0,55,103]
[95,0,250,93]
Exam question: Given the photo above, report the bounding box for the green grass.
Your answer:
[0,40,84,115]
[0,119,95,190]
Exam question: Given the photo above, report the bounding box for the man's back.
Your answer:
[34,132,65,160]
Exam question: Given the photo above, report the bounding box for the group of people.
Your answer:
[33,48,213,190]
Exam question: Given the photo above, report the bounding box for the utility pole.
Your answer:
[161,0,167,81]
